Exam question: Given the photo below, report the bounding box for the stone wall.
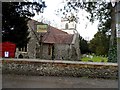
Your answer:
[54,42,80,61]
[73,33,81,60]
[26,22,35,58]
[2,59,118,79]
[42,44,52,60]
[54,44,71,60]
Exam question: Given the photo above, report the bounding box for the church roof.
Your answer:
[42,26,73,44]
[28,19,74,44]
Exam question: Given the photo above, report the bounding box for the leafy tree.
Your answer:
[89,31,110,56]
[79,35,90,54]
[57,1,117,62]
[2,2,46,48]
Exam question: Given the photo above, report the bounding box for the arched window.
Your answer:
[65,23,68,29]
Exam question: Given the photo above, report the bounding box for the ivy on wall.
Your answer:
[108,45,117,63]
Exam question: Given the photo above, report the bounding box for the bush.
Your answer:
[108,45,117,63]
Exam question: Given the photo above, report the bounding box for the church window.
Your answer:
[65,23,68,29]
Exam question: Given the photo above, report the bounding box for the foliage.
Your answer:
[81,55,108,62]
[2,2,46,48]
[89,31,110,56]
[57,1,114,24]
[108,45,117,63]
[79,35,90,54]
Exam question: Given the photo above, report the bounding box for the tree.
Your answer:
[79,35,90,54]
[89,31,110,56]
[2,2,46,48]
[57,1,117,62]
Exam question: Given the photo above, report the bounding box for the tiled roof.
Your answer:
[28,19,73,44]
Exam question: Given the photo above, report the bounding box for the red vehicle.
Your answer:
[0,42,16,58]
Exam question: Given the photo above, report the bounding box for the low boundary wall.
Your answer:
[2,59,118,79]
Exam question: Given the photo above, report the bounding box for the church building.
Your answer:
[15,19,81,61]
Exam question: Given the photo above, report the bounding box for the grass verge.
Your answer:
[81,55,108,62]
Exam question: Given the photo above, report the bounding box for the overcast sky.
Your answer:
[32,0,99,41]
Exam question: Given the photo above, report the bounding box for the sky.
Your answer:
[32,0,99,41]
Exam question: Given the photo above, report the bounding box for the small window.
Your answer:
[65,23,68,29]
[48,44,51,55]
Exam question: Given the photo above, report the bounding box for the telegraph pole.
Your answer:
[116,1,120,90]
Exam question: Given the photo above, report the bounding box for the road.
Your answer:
[2,74,118,88]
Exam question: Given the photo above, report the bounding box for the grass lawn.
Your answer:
[81,56,108,62]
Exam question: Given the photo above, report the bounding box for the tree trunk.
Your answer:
[110,4,116,47]
[108,3,117,63]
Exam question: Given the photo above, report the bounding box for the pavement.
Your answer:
[2,74,118,88]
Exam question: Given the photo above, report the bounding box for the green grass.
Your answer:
[81,56,108,62]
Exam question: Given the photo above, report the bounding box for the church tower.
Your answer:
[61,18,77,34]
